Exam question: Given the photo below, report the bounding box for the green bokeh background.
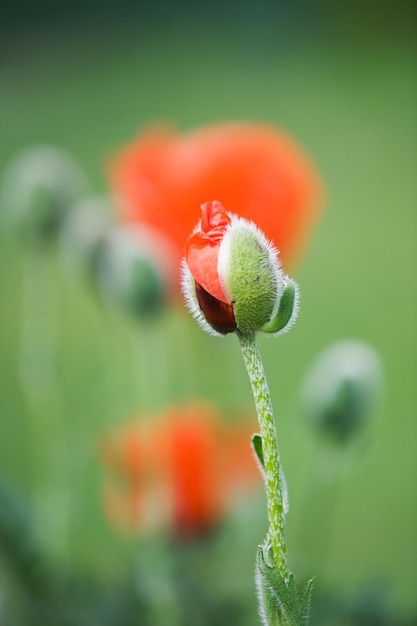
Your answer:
[0,1,416,622]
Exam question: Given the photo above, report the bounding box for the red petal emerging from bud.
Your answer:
[185,201,231,304]
[200,200,231,242]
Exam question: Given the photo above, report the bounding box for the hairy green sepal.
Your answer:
[224,225,277,332]
[262,279,297,334]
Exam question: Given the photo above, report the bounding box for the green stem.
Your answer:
[237,331,289,581]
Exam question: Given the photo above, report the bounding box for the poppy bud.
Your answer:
[60,196,114,284]
[300,340,384,445]
[96,224,176,319]
[182,201,299,336]
[0,146,89,245]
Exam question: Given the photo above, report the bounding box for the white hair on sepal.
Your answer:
[180,259,223,337]
[274,277,300,337]
[229,212,283,271]
[242,216,285,301]
[227,213,285,303]
[226,213,289,333]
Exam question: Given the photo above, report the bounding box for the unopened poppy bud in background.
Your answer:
[300,340,384,445]
[0,146,89,244]
[96,224,178,320]
[60,196,114,283]
[182,201,299,336]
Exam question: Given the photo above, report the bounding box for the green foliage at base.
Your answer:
[256,546,313,626]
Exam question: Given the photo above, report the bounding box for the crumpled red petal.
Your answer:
[185,201,232,304]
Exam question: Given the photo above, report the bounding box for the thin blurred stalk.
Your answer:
[19,251,59,406]
[294,445,352,586]
[164,307,199,400]
[132,318,170,412]
[133,537,182,626]
[293,340,383,588]
[18,248,71,564]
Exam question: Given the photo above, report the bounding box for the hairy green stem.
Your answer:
[237,331,289,581]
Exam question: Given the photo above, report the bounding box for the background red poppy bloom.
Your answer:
[110,122,324,276]
[99,405,260,538]
[100,424,152,532]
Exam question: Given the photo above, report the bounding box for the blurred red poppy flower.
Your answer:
[99,404,260,538]
[109,122,323,285]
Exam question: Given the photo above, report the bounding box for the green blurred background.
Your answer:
[0,1,416,624]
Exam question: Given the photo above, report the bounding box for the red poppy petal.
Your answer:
[185,233,229,303]
[200,200,231,240]
[167,409,221,535]
[195,282,236,334]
